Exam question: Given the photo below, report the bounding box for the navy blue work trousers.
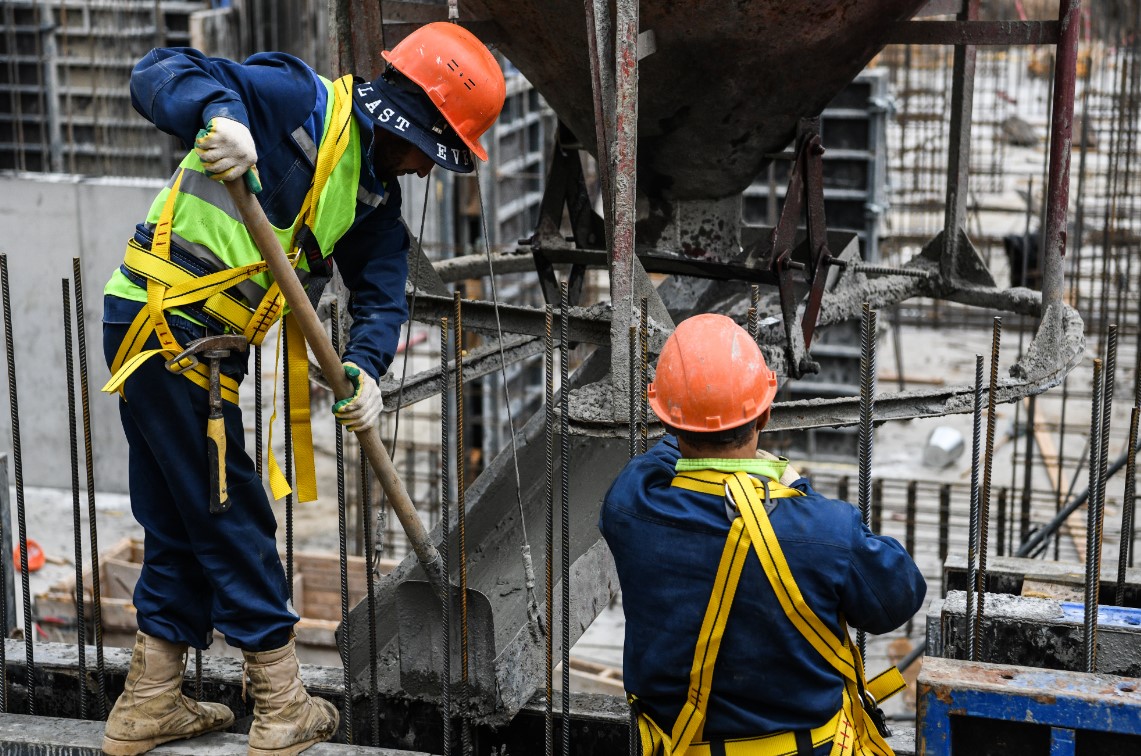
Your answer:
[103,318,296,651]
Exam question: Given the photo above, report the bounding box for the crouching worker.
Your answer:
[600,314,926,756]
[99,22,505,756]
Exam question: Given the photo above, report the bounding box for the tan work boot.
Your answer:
[102,631,235,755]
[243,637,338,756]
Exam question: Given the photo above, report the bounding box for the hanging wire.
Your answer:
[472,161,542,632]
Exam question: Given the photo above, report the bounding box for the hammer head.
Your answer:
[166,334,250,374]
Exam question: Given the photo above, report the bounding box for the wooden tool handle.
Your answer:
[225,179,445,595]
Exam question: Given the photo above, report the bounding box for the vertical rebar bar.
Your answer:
[1097,326,1118,532]
[856,303,877,661]
[331,302,351,744]
[453,291,472,756]
[1116,407,1139,607]
[2,255,33,713]
[1020,396,1036,543]
[871,479,884,534]
[282,326,294,599]
[939,484,951,597]
[359,444,379,745]
[750,285,761,343]
[905,481,917,637]
[628,326,637,460]
[255,344,263,480]
[996,487,1008,558]
[966,355,984,662]
[560,281,572,756]
[1085,358,1105,673]
[62,279,87,719]
[974,318,1001,660]
[439,316,452,755]
[72,257,104,717]
[638,297,649,455]
[544,306,555,756]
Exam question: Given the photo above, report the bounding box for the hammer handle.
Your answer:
[225,180,445,595]
[207,413,229,513]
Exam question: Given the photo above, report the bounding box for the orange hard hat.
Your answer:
[13,538,44,572]
[648,314,778,432]
[381,22,506,162]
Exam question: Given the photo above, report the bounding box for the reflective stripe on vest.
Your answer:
[633,470,904,756]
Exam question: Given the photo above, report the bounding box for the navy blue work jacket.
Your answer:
[105,48,408,380]
[599,437,926,742]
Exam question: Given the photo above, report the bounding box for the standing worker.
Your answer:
[601,314,926,756]
[99,24,505,756]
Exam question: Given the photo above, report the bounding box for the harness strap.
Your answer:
[102,74,356,506]
[726,472,901,756]
[632,471,904,756]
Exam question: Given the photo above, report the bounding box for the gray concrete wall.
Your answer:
[0,173,163,493]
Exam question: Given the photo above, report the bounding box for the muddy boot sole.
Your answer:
[102,712,235,755]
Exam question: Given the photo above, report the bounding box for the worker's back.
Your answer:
[600,436,926,742]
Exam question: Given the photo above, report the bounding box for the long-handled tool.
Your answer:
[166,335,249,514]
[224,180,448,596]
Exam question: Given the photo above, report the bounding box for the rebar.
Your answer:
[628,326,637,460]
[331,302,352,743]
[560,281,572,756]
[544,306,555,756]
[282,325,294,598]
[1085,358,1104,673]
[638,297,649,455]
[453,291,472,756]
[1116,407,1139,607]
[1020,396,1036,543]
[255,345,263,479]
[1097,326,1118,534]
[974,318,1001,660]
[905,481,917,637]
[359,444,379,745]
[856,303,876,662]
[996,488,1008,558]
[938,484,951,597]
[439,316,452,755]
[2,254,34,713]
[62,279,87,719]
[750,285,761,344]
[72,257,105,717]
[966,355,984,662]
[193,650,202,701]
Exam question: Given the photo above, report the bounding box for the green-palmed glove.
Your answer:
[332,362,383,433]
[194,117,263,194]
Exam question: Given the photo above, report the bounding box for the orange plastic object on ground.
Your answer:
[13,538,44,572]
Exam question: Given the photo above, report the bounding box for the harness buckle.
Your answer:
[165,353,199,375]
[862,688,892,739]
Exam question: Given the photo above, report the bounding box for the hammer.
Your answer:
[166,335,250,514]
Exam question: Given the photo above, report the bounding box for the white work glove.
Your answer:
[194,117,262,193]
[332,362,383,432]
[756,449,802,486]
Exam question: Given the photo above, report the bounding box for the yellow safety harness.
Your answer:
[631,470,906,756]
[102,75,358,504]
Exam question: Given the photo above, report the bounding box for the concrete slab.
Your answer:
[0,712,427,755]
[932,590,1141,676]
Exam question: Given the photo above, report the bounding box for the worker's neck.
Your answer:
[677,438,758,460]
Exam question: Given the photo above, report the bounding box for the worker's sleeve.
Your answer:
[130,47,318,148]
[840,511,927,635]
[334,194,410,381]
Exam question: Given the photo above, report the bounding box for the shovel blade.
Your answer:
[395,581,497,709]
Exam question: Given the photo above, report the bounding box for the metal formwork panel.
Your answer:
[917,656,1141,756]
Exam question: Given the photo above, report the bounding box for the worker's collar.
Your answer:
[675,456,789,482]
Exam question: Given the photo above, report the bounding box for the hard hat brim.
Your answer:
[352,75,476,174]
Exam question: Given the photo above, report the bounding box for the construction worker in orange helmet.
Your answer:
[600,314,926,756]
[100,23,504,756]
